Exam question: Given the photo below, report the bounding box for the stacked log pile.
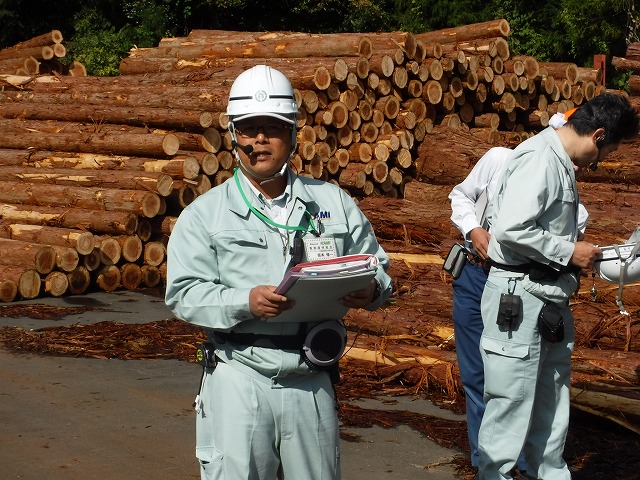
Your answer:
[0,30,86,77]
[0,20,608,300]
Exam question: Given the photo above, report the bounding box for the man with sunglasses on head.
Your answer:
[477,93,638,480]
[165,65,392,480]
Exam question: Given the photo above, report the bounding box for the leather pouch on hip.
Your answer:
[537,303,564,343]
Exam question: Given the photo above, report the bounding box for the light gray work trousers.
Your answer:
[478,273,574,480]
[195,361,340,480]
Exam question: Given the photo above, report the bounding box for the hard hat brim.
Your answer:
[594,243,640,284]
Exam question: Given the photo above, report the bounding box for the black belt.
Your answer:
[487,259,580,280]
[214,331,305,350]
[486,260,531,274]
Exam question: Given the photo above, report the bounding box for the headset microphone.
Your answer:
[232,141,254,155]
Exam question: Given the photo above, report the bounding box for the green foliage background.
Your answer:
[0,0,638,86]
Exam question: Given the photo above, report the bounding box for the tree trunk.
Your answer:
[414,19,510,45]
[52,245,79,272]
[0,165,174,196]
[0,130,180,158]
[0,238,57,274]
[120,263,142,290]
[0,223,95,255]
[539,62,579,84]
[415,126,494,184]
[95,264,121,292]
[117,235,143,263]
[0,203,138,235]
[126,32,369,61]
[0,101,204,130]
[12,81,229,111]
[0,266,40,299]
[0,278,18,302]
[0,180,162,218]
[140,265,162,288]
[94,236,122,266]
[142,241,166,267]
[43,271,69,297]
[67,266,91,295]
[612,56,640,74]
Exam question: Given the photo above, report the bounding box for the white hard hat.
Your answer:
[594,242,640,284]
[227,65,298,125]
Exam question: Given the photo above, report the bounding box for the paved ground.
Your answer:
[0,290,467,480]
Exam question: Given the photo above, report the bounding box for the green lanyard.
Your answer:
[233,168,318,234]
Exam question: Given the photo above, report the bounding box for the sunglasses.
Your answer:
[234,122,291,138]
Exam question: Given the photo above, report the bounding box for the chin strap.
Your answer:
[236,157,288,185]
[612,242,640,315]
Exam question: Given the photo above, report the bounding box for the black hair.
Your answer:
[566,93,639,145]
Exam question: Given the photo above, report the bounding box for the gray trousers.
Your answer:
[195,361,340,480]
[478,273,574,480]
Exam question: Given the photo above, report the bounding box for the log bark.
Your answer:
[11,81,230,111]
[1,30,63,51]
[0,165,174,196]
[0,44,54,62]
[0,149,195,177]
[0,180,162,218]
[0,101,205,130]
[539,61,579,84]
[612,56,640,74]
[338,164,367,189]
[0,238,57,274]
[0,203,138,235]
[0,130,180,158]
[629,75,640,96]
[125,32,370,62]
[0,223,95,255]
[357,185,454,245]
[414,126,494,184]
[414,19,510,45]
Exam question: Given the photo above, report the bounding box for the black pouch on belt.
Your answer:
[538,303,565,343]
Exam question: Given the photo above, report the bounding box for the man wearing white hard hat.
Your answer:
[477,93,638,480]
[165,65,392,480]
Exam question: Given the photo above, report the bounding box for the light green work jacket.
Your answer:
[487,127,580,302]
[165,168,392,383]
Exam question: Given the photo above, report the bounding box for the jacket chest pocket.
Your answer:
[313,222,350,255]
[214,230,275,284]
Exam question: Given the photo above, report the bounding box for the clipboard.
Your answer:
[268,255,378,322]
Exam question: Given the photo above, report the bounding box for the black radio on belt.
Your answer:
[497,293,521,330]
[195,342,217,368]
[497,278,521,331]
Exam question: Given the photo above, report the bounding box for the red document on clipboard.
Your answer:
[269,254,379,322]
